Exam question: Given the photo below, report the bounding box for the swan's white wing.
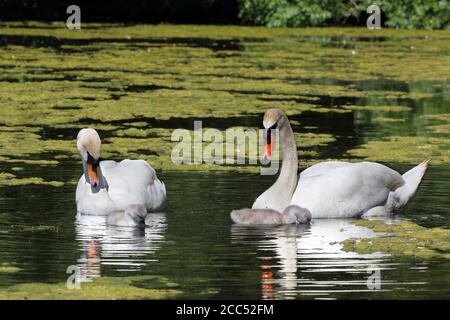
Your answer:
[103,159,166,212]
[299,161,351,179]
[291,162,404,218]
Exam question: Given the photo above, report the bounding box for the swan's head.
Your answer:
[263,108,287,129]
[77,128,107,192]
[283,205,311,224]
[77,128,101,161]
[261,108,286,161]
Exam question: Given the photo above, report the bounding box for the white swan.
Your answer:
[252,108,429,218]
[75,128,166,215]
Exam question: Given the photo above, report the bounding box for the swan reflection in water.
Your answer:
[75,212,167,282]
[231,218,403,300]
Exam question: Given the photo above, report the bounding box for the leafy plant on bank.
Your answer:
[238,0,450,29]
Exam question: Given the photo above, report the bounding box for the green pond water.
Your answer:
[0,23,449,299]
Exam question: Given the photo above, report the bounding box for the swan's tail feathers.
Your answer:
[147,178,167,212]
[387,159,430,212]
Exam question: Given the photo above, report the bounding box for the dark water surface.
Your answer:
[0,163,449,299]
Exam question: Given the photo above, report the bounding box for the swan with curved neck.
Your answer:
[252,109,298,212]
[251,108,429,218]
[76,128,166,216]
[77,128,109,194]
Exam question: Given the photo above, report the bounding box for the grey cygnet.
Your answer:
[230,205,311,225]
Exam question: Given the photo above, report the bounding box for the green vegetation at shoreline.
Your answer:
[239,0,450,29]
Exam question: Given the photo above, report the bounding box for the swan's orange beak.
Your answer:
[262,143,272,161]
[262,127,273,161]
[87,163,99,187]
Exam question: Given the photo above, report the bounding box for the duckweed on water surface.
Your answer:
[347,136,450,164]
[343,220,450,259]
[0,22,449,183]
[422,113,450,134]
[0,172,63,186]
[0,275,182,300]
[0,263,21,274]
[8,224,60,233]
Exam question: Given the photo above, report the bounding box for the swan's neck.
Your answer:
[273,122,298,199]
[253,120,298,211]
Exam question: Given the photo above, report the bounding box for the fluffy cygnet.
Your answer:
[230,205,311,225]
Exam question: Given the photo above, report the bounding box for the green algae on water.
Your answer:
[0,275,182,300]
[0,172,64,187]
[9,224,60,233]
[347,136,450,164]
[343,105,411,112]
[342,220,450,259]
[0,263,22,274]
[0,22,449,172]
